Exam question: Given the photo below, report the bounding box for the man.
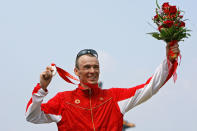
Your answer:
[26,43,180,131]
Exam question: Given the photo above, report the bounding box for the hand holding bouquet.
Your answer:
[148,1,191,59]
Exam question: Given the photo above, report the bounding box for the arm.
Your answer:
[112,42,180,114]
[25,84,62,124]
[25,66,62,124]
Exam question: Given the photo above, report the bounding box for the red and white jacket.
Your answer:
[25,59,177,131]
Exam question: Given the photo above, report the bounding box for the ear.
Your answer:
[74,67,79,77]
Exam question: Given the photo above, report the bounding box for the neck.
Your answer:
[80,82,98,89]
[80,83,90,89]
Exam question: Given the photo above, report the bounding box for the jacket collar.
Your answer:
[76,83,101,96]
[77,83,99,90]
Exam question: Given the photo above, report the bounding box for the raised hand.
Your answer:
[166,42,180,63]
[40,66,54,91]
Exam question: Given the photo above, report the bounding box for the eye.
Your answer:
[94,65,99,70]
[83,65,91,69]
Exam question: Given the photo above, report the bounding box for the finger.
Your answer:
[170,50,179,54]
[170,44,179,49]
[170,47,179,52]
[46,70,52,78]
[46,66,52,71]
[41,71,52,80]
[171,50,180,54]
[41,72,48,80]
[170,46,180,51]
[46,66,54,73]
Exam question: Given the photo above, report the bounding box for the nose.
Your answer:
[89,67,95,73]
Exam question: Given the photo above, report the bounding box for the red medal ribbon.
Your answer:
[51,64,99,89]
[51,63,79,85]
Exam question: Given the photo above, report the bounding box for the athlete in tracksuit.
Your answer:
[25,44,180,131]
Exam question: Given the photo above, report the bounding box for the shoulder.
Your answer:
[108,87,127,93]
[56,89,76,99]
[101,88,124,96]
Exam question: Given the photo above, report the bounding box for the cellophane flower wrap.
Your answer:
[149,1,191,44]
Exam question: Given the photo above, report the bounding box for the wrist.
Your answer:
[40,83,48,92]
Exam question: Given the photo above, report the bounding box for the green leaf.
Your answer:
[156,10,163,21]
[183,19,189,21]
[156,0,160,9]
[147,32,159,35]
[186,29,192,32]
[147,32,163,40]
[160,29,169,38]
[152,33,163,40]
[187,33,191,36]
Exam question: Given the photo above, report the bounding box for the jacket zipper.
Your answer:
[89,89,96,131]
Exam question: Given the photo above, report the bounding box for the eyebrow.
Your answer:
[82,64,99,68]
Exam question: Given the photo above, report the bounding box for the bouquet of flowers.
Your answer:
[148,1,191,58]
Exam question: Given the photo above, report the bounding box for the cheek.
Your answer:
[78,71,87,77]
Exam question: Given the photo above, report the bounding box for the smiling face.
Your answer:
[74,55,100,87]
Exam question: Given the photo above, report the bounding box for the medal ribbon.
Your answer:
[51,63,98,89]
[51,63,79,85]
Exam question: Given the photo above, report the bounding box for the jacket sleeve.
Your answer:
[110,59,178,115]
[25,83,62,124]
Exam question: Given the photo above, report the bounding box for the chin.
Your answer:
[87,81,98,84]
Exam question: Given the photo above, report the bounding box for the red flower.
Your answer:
[163,16,169,19]
[162,2,170,14]
[179,15,183,18]
[163,20,174,28]
[169,6,177,14]
[170,14,176,19]
[162,2,170,9]
[179,21,185,27]
[158,25,163,31]
[149,1,190,43]
[154,14,158,19]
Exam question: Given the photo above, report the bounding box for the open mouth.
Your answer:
[87,75,98,81]
[88,77,97,81]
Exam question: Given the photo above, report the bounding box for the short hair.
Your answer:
[75,49,98,69]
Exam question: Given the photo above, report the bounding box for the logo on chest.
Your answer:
[74,99,80,104]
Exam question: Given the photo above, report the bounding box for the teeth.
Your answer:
[88,76,96,79]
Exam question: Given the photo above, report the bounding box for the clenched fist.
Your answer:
[166,42,180,63]
[40,66,54,91]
